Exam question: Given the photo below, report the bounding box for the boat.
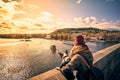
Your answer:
[20,39,31,42]
[63,41,74,46]
[89,40,105,42]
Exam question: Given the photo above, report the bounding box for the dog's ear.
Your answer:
[66,50,68,54]
[58,52,63,58]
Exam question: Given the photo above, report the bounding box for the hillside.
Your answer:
[50,28,112,34]
[49,27,120,42]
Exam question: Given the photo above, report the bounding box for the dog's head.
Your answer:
[58,50,68,58]
[58,50,70,68]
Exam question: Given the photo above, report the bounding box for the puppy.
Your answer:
[58,50,71,68]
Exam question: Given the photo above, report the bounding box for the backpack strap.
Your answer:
[76,54,91,69]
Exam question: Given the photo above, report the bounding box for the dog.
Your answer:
[58,50,71,68]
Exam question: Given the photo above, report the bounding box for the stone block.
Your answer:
[28,69,66,80]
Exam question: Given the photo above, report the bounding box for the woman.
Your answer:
[60,35,93,80]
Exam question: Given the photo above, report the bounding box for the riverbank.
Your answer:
[0,38,32,44]
[0,38,19,44]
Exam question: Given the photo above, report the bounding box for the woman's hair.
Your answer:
[74,35,85,46]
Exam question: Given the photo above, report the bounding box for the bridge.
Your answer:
[28,43,120,80]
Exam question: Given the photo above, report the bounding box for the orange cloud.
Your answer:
[0,0,119,34]
[0,0,26,20]
[36,11,54,23]
[0,0,70,33]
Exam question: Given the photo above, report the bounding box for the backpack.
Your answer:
[77,54,104,80]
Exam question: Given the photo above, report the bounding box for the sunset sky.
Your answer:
[0,0,120,34]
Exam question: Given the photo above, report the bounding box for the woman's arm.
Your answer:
[60,55,82,80]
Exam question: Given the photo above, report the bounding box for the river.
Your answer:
[0,39,118,80]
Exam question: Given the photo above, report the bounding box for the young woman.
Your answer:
[60,35,93,80]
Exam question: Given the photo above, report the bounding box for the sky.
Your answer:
[0,0,120,34]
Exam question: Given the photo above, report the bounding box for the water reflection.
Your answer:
[0,39,118,80]
[0,42,31,80]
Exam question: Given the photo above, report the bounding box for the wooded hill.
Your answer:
[49,28,120,41]
[50,28,119,34]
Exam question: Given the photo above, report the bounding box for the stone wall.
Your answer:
[93,43,120,80]
[28,43,120,80]
[28,69,66,80]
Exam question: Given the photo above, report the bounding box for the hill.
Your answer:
[50,28,113,34]
[49,28,120,42]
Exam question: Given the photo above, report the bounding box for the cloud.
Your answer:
[26,4,39,9]
[102,19,106,22]
[0,0,50,33]
[0,0,119,34]
[114,20,120,27]
[84,17,97,24]
[94,21,120,31]
[10,11,56,33]
[73,16,120,31]
[36,11,54,22]
[74,17,97,27]
[77,0,82,4]
[2,0,22,3]
[10,18,49,33]
[74,17,83,23]
[0,0,74,33]
[0,0,26,20]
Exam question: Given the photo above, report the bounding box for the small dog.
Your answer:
[58,50,71,68]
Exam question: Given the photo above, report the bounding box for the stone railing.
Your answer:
[28,43,120,80]
[93,43,120,80]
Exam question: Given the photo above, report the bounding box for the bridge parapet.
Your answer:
[93,43,120,80]
[28,43,120,80]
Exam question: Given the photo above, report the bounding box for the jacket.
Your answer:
[60,45,93,80]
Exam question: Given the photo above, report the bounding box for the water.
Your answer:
[0,39,118,80]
